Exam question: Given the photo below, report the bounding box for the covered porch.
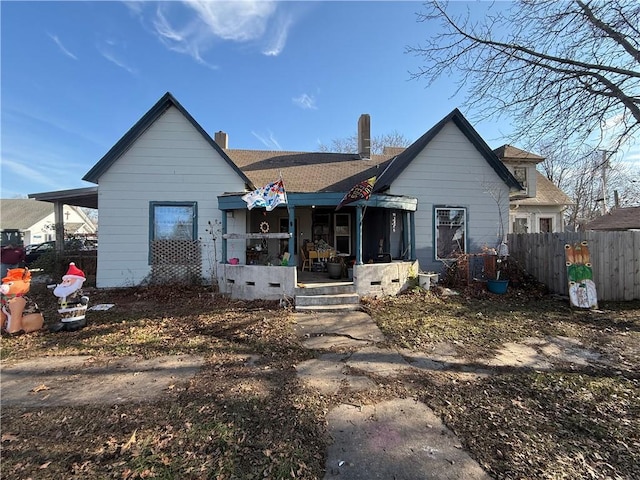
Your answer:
[218,192,417,266]
[218,191,418,301]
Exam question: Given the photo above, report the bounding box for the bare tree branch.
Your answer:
[408,0,640,153]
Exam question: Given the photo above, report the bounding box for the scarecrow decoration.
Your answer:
[1,267,44,335]
[49,263,89,333]
[565,241,598,309]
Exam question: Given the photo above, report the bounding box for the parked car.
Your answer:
[24,244,40,255]
[25,240,97,266]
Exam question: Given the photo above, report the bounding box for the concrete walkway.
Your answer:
[293,311,493,480]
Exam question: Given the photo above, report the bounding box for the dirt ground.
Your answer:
[1,282,638,480]
[1,354,204,407]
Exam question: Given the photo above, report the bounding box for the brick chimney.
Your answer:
[214,131,228,149]
[358,114,371,159]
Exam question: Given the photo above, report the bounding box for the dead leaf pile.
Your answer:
[1,283,638,479]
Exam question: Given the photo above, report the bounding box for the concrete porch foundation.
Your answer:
[222,260,418,301]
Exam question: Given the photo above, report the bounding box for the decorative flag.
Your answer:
[335,176,376,211]
[242,177,287,211]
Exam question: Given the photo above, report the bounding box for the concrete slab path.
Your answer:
[292,312,493,480]
[292,310,604,479]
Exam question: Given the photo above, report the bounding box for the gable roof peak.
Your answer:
[373,108,522,192]
[82,92,253,188]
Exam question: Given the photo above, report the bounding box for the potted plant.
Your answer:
[485,242,509,294]
[327,256,343,279]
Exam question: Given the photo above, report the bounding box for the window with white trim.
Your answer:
[513,217,528,234]
[539,217,552,233]
[150,202,197,241]
[435,207,467,260]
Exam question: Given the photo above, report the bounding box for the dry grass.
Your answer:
[1,281,639,479]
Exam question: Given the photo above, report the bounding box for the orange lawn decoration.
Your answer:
[0,268,44,335]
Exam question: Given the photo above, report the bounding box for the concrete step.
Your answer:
[295,284,356,296]
[295,303,362,312]
[295,292,360,307]
[294,281,360,312]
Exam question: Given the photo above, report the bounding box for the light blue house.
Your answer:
[31,92,522,300]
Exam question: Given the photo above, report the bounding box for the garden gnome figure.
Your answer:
[1,267,44,335]
[49,262,89,333]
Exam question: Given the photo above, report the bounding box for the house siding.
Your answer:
[95,106,246,288]
[387,122,510,273]
[509,206,566,234]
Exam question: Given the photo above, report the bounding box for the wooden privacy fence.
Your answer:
[507,232,640,301]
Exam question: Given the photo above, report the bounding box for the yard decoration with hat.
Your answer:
[49,262,90,333]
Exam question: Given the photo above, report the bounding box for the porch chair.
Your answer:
[300,247,311,271]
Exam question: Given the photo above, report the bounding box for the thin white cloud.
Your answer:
[48,33,78,60]
[97,42,137,75]
[145,0,296,66]
[122,1,144,17]
[0,157,64,190]
[293,93,317,110]
[184,0,276,41]
[262,10,293,56]
[3,106,104,148]
[152,7,217,69]
[251,130,282,150]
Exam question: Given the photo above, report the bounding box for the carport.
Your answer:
[28,186,98,253]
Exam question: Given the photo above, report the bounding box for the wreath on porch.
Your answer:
[259,221,270,233]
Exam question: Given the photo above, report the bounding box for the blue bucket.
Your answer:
[487,279,509,294]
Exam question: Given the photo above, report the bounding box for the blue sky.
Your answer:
[1,1,637,199]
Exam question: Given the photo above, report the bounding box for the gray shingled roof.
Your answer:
[0,199,54,230]
[80,93,521,199]
[495,144,572,207]
[511,173,574,206]
[225,149,395,193]
[584,206,640,231]
[493,144,544,163]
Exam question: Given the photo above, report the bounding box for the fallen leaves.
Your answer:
[1,284,637,480]
[31,384,50,393]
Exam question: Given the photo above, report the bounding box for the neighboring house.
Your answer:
[0,199,97,246]
[32,92,522,298]
[493,145,573,234]
[584,206,640,231]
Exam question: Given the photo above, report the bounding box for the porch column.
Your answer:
[355,205,363,265]
[288,206,295,264]
[54,201,64,253]
[221,211,228,262]
[409,211,416,260]
[402,211,410,260]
